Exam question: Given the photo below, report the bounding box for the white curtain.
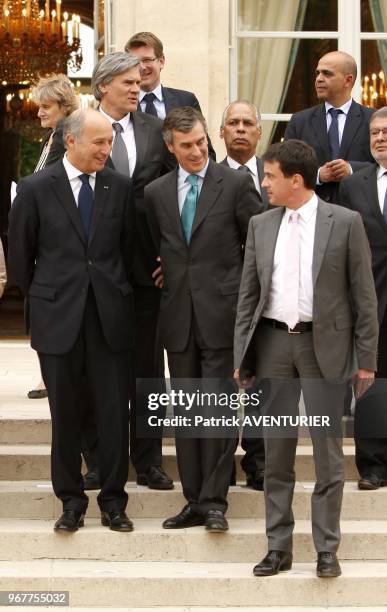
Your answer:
[369,0,387,75]
[238,0,304,152]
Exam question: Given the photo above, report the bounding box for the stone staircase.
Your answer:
[0,340,387,609]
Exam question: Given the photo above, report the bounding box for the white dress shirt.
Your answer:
[139,84,166,119]
[263,194,318,323]
[62,154,96,205]
[99,107,137,177]
[226,155,261,194]
[377,164,387,214]
[177,160,209,214]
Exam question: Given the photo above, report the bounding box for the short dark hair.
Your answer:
[125,31,164,57]
[163,107,207,144]
[263,140,318,189]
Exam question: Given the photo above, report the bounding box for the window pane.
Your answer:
[237,0,338,32]
[361,0,387,32]
[361,40,387,108]
[257,121,289,156]
[238,38,338,117]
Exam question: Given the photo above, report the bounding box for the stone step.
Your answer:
[0,518,386,563]
[7,609,387,612]
[0,560,386,607]
[0,481,384,520]
[0,444,359,481]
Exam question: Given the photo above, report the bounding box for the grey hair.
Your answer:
[220,99,261,128]
[62,109,87,146]
[91,52,140,101]
[370,106,387,124]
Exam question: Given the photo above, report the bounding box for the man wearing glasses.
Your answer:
[125,31,216,159]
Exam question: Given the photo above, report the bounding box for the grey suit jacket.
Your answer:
[145,159,263,351]
[234,199,378,380]
[220,156,270,210]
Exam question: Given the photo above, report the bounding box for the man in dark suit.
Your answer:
[89,51,175,491]
[8,109,135,533]
[125,31,216,160]
[219,99,268,490]
[339,106,387,490]
[145,107,263,531]
[284,51,374,204]
[234,140,378,577]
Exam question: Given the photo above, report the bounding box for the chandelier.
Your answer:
[361,71,386,109]
[0,0,82,86]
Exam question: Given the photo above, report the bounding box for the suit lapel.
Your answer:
[161,87,176,114]
[262,209,283,290]
[191,161,223,238]
[49,162,86,246]
[311,105,331,161]
[362,164,387,235]
[339,101,363,159]
[312,200,334,285]
[162,168,185,242]
[88,170,111,246]
[131,112,150,179]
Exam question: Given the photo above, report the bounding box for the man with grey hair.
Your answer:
[8,108,135,533]
[145,106,263,531]
[90,51,175,492]
[340,106,387,491]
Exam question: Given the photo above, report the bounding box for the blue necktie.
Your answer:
[181,174,198,244]
[143,92,158,117]
[78,174,93,238]
[328,108,342,160]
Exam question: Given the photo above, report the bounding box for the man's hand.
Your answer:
[152,256,163,289]
[353,368,375,400]
[320,160,351,183]
[234,368,255,390]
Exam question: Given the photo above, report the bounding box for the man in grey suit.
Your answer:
[234,140,378,577]
[145,107,263,532]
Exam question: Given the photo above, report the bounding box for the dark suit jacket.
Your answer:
[340,163,387,324]
[145,159,263,351]
[234,200,378,381]
[220,156,270,210]
[8,162,135,355]
[106,110,175,287]
[138,85,216,160]
[284,100,375,203]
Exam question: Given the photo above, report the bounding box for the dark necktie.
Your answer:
[143,92,158,117]
[238,165,250,173]
[112,122,130,176]
[78,174,93,238]
[328,108,343,160]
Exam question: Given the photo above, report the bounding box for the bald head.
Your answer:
[315,51,357,107]
[64,108,113,174]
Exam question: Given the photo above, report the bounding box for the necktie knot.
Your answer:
[112,122,124,134]
[143,92,157,103]
[238,165,250,173]
[186,174,198,187]
[329,108,342,119]
[79,173,90,186]
[289,212,299,224]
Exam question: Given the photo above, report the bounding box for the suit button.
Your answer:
[87,260,93,266]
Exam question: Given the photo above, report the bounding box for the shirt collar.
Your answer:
[139,83,163,103]
[227,155,257,176]
[99,106,131,130]
[62,153,96,181]
[325,98,352,116]
[285,193,318,223]
[377,164,387,179]
[178,158,210,183]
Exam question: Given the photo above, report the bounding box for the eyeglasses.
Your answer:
[138,57,159,65]
[370,127,387,137]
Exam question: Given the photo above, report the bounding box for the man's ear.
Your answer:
[166,141,175,155]
[219,127,224,140]
[159,54,165,71]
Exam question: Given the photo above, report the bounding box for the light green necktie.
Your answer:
[181,174,198,244]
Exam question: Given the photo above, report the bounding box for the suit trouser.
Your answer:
[39,290,130,513]
[255,322,346,553]
[355,311,387,480]
[167,322,235,514]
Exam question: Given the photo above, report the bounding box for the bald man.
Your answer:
[8,109,135,533]
[285,51,375,204]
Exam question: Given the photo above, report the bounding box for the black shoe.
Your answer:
[358,475,387,490]
[27,388,48,399]
[316,552,341,577]
[205,509,229,532]
[162,505,204,529]
[83,470,101,490]
[101,511,133,532]
[54,510,84,533]
[253,550,292,576]
[136,465,174,490]
[246,469,264,491]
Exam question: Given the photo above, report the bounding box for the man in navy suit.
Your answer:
[125,31,216,160]
[285,51,374,204]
